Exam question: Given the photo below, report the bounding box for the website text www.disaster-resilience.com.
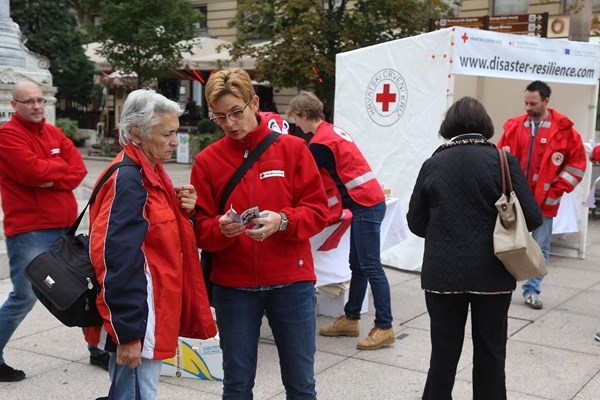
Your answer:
[457,55,596,79]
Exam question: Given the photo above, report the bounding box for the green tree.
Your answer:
[86,0,202,86]
[11,0,95,105]
[229,0,450,119]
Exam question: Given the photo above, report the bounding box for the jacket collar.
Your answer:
[12,112,46,134]
[223,114,271,152]
[122,143,166,188]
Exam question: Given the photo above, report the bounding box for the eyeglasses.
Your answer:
[13,98,47,106]
[210,100,250,124]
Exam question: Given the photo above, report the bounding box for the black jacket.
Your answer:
[407,138,543,293]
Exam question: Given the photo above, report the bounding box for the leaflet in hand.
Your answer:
[230,205,261,225]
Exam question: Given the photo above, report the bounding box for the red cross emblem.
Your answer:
[376,84,397,112]
[461,32,469,43]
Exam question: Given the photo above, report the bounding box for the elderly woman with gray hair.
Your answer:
[84,89,216,399]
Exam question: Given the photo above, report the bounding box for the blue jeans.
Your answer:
[345,201,393,329]
[213,282,317,399]
[0,228,68,364]
[107,353,162,400]
[522,217,553,297]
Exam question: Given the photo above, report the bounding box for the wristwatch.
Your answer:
[278,212,288,231]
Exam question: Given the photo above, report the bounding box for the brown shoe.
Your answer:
[357,326,395,350]
[319,315,359,337]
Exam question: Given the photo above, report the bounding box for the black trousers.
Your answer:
[422,291,512,400]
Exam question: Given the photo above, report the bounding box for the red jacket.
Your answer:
[191,115,329,288]
[592,145,600,162]
[85,145,216,360]
[310,121,384,208]
[0,113,87,236]
[499,109,586,217]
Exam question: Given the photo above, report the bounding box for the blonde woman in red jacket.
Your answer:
[191,68,328,399]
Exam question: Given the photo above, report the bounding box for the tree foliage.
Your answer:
[11,0,96,105]
[229,0,450,118]
[84,0,202,86]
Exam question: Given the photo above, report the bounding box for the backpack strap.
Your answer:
[67,160,139,236]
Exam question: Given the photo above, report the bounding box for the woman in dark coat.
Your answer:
[407,96,543,400]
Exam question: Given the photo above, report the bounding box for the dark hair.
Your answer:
[526,80,551,100]
[438,96,494,140]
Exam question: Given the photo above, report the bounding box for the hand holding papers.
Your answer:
[230,205,265,229]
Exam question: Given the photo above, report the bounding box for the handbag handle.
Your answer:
[497,147,513,196]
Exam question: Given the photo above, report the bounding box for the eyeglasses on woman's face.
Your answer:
[13,98,47,106]
[209,100,250,125]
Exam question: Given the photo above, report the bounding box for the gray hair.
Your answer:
[118,89,182,146]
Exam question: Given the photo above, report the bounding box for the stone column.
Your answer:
[0,0,54,125]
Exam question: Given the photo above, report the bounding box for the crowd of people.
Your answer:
[0,75,596,399]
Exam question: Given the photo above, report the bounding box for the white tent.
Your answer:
[334,27,600,271]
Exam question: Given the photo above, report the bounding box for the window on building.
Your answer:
[193,5,208,34]
[493,0,529,15]
[565,0,600,13]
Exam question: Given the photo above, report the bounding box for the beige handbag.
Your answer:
[493,147,547,281]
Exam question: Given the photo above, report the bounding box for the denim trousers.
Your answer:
[522,217,553,297]
[345,201,393,329]
[107,353,162,400]
[423,291,512,400]
[213,282,317,400]
[0,228,68,364]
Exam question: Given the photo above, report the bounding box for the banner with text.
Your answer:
[452,27,600,85]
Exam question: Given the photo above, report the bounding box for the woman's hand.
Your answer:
[246,210,282,242]
[219,211,245,237]
[175,184,197,215]
[116,341,142,369]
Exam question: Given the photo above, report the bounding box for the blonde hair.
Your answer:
[287,91,325,121]
[204,68,255,108]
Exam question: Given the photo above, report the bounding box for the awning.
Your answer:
[84,37,257,72]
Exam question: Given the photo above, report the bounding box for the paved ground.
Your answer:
[0,153,599,399]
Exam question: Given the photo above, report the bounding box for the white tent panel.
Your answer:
[335,27,600,271]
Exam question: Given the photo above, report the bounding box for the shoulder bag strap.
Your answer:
[217,131,280,213]
[67,160,139,235]
[497,147,513,196]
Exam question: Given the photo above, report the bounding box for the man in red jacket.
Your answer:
[0,80,107,381]
[498,80,586,310]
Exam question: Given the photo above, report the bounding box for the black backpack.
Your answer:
[25,160,137,327]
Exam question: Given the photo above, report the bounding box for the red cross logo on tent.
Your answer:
[461,32,469,43]
[365,68,408,127]
[376,84,397,112]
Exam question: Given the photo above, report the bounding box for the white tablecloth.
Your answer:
[310,197,408,287]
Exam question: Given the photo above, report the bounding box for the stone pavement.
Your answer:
[1,154,600,399]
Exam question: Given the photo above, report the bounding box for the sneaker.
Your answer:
[90,352,110,371]
[524,294,543,310]
[0,363,25,382]
[357,326,396,350]
[594,332,600,342]
[319,315,359,337]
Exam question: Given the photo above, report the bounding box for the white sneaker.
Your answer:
[524,294,543,310]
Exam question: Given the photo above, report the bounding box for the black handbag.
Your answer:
[201,131,280,303]
[25,160,137,327]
